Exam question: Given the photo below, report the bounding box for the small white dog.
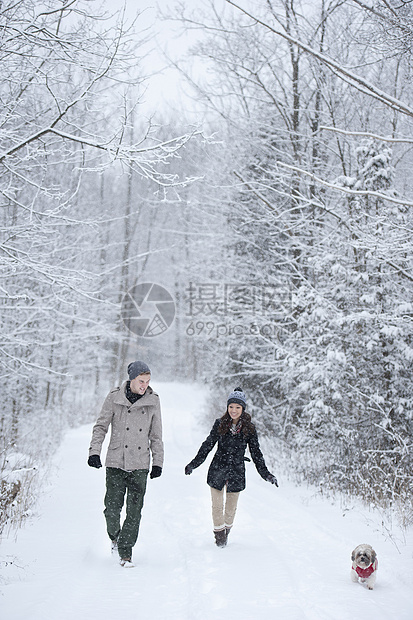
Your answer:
[351,544,378,590]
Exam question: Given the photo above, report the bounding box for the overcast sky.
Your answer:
[103,0,233,119]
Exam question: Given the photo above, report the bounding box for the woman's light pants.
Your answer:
[210,486,240,531]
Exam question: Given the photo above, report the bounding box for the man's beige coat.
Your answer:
[89,383,164,471]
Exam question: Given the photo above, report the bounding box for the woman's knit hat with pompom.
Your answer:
[227,387,246,409]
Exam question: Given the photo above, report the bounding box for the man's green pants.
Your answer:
[104,467,148,559]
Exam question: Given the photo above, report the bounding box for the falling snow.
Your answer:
[1,383,412,620]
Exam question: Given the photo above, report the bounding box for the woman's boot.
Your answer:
[225,526,232,544]
[213,528,227,547]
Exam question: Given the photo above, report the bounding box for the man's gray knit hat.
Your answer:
[127,361,151,380]
[227,387,247,409]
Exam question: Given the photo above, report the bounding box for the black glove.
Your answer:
[185,464,193,475]
[88,454,102,468]
[267,473,278,487]
[150,465,162,479]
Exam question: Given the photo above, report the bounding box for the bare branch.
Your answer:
[275,160,413,207]
[225,0,413,117]
[320,126,413,144]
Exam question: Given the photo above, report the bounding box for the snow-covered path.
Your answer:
[1,382,413,620]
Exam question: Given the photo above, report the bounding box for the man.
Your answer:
[88,361,164,567]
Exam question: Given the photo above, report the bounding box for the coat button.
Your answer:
[126,427,129,431]
[138,446,141,450]
[125,445,128,448]
[139,429,142,432]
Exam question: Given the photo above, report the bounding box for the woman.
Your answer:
[185,387,278,547]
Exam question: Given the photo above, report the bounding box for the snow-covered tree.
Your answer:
[0,0,198,531]
[169,0,413,521]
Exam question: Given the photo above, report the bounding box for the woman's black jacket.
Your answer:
[187,418,271,492]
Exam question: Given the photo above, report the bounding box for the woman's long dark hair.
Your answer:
[218,409,255,437]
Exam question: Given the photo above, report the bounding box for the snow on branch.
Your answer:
[320,126,413,144]
[275,160,413,208]
[225,0,413,117]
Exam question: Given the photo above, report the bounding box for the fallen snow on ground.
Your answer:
[1,382,413,620]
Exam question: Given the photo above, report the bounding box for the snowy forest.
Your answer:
[1,0,413,535]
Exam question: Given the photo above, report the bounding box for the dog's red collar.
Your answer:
[353,558,378,579]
